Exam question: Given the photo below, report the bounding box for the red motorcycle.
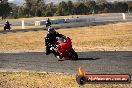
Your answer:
[50,36,78,60]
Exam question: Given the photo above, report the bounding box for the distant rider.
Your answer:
[4,21,11,30]
[46,18,51,27]
[5,21,10,27]
[45,27,63,55]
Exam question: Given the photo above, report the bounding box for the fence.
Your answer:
[0,13,132,29]
[34,17,96,26]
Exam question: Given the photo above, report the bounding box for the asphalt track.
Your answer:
[0,51,132,77]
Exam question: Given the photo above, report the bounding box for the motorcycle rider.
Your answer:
[45,27,63,55]
[4,21,11,30]
[46,18,51,27]
[5,21,10,26]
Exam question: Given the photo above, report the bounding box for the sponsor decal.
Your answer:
[76,66,131,85]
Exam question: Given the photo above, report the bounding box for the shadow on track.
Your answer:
[77,57,100,60]
[64,57,100,61]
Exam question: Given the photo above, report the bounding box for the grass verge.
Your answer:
[0,71,131,88]
[0,22,132,52]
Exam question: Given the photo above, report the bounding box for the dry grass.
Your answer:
[0,22,132,52]
[0,71,131,88]
[0,29,45,52]
[58,22,132,51]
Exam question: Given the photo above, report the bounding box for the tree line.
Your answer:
[0,0,132,19]
[0,0,11,19]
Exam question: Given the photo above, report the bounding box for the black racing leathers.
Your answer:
[45,32,63,55]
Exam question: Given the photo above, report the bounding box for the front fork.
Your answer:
[64,46,73,58]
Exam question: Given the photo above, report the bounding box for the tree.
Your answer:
[77,0,96,14]
[67,1,75,15]
[84,0,96,13]
[127,1,132,12]
[0,0,11,19]
[24,0,32,17]
[45,2,56,16]
[96,0,107,4]
[24,0,45,17]
[74,2,89,15]
[35,0,46,16]
[95,0,114,13]
[55,1,68,16]
[113,2,128,13]
[2,0,130,18]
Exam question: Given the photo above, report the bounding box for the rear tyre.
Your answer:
[69,48,78,60]
[4,27,6,30]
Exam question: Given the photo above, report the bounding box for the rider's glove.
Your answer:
[63,36,66,38]
[55,45,61,48]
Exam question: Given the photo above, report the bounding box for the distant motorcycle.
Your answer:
[49,36,78,60]
[4,23,11,30]
[45,21,51,28]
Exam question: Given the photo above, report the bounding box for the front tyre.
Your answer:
[9,27,11,30]
[51,49,63,61]
[57,55,64,61]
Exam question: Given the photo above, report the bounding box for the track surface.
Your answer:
[0,51,132,76]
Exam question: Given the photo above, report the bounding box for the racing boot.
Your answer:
[57,55,64,61]
[45,46,51,55]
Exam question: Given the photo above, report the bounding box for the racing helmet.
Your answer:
[48,27,55,34]
[6,20,9,23]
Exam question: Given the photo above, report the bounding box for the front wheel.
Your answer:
[51,49,63,60]
[69,48,78,60]
[9,27,11,30]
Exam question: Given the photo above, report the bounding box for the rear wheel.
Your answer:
[4,26,6,30]
[69,48,78,60]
